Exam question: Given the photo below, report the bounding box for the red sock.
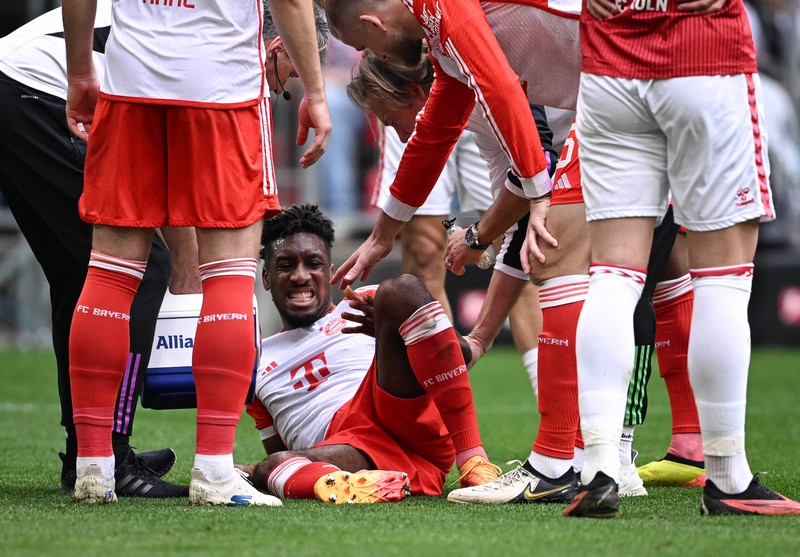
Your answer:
[267,457,341,499]
[532,276,587,459]
[653,276,700,435]
[400,302,483,456]
[70,251,145,457]
[194,259,259,455]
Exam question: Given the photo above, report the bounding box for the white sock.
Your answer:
[689,266,754,493]
[528,450,572,479]
[572,447,584,473]
[706,451,752,494]
[194,453,235,482]
[620,426,634,468]
[522,348,539,398]
[76,455,115,478]
[576,265,646,485]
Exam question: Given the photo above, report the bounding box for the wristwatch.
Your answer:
[464,222,491,250]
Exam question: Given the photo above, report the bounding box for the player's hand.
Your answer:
[332,213,404,289]
[521,195,556,272]
[66,75,100,141]
[444,227,484,276]
[234,464,256,478]
[464,333,487,370]
[341,286,376,337]
[297,95,332,168]
[332,235,394,289]
[675,0,727,13]
[585,0,619,19]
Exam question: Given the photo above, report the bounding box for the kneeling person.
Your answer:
[239,204,499,503]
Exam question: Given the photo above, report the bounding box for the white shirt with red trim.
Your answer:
[103,0,265,107]
[253,287,377,450]
[0,1,110,100]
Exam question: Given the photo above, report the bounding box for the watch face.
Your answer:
[466,224,487,249]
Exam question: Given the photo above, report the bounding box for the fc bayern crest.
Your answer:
[322,317,346,336]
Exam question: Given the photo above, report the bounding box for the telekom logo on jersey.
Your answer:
[142,0,196,8]
[291,351,331,392]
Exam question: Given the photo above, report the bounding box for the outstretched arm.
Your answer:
[62,0,99,141]
[268,0,331,167]
[331,211,404,289]
[331,62,476,290]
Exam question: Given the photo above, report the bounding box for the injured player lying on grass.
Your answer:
[235,204,500,504]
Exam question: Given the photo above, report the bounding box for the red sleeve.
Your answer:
[388,53,475,208]
[420,0,549,183]
[245,397,274,431]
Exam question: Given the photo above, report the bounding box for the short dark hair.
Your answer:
[262,0,330,65]
[260,204,336,263]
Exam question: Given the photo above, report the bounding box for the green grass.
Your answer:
[1,347,799,557]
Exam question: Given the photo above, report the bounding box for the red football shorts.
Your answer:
[551,123,584,206]
[80,97,279,228]
[319,359,456,496]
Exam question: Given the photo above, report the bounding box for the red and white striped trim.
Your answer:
[258,96,277,197]
[88,250,147,280]
[690,264,754,280]
[652,274,692,305]
[746,74,774,221]
[267,456,312,499]
[588,263,647,286]
[199,258,259,281]
[399,301,451,346]
[539,274,589,309]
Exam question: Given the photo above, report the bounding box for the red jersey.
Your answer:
[385,0,579,217]
[580,0,757,79]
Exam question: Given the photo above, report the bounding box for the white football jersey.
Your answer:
[254,291,377,450]
[104,0,265,106]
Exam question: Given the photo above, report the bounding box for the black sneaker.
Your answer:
[447,460,579,504]
[59,452,77,492]
[59,447,177,491]
[701,476,800,516]
[563,471,619,518]
[135,448,177,478]
[115,449,189,498]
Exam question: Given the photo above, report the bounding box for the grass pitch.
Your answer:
[1,347,799,557]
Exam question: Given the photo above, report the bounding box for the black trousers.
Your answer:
[0,74,170,449]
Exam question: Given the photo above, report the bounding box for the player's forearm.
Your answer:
[268,0,326,100]
[470,270,528,351]
[373,210,406,244]
[62,0,97,80]
[472,188,530,246]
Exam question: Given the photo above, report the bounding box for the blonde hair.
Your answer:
[346,54,434,114]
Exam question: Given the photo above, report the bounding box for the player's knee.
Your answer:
[405,238,444,276]
[375,274,433,322]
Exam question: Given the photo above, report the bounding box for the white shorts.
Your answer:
[373,127,493,217]
[577,72,775,231]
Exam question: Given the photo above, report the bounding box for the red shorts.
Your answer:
[319,359,455,496]
[80,97,280,228]
[551,123,584,206]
